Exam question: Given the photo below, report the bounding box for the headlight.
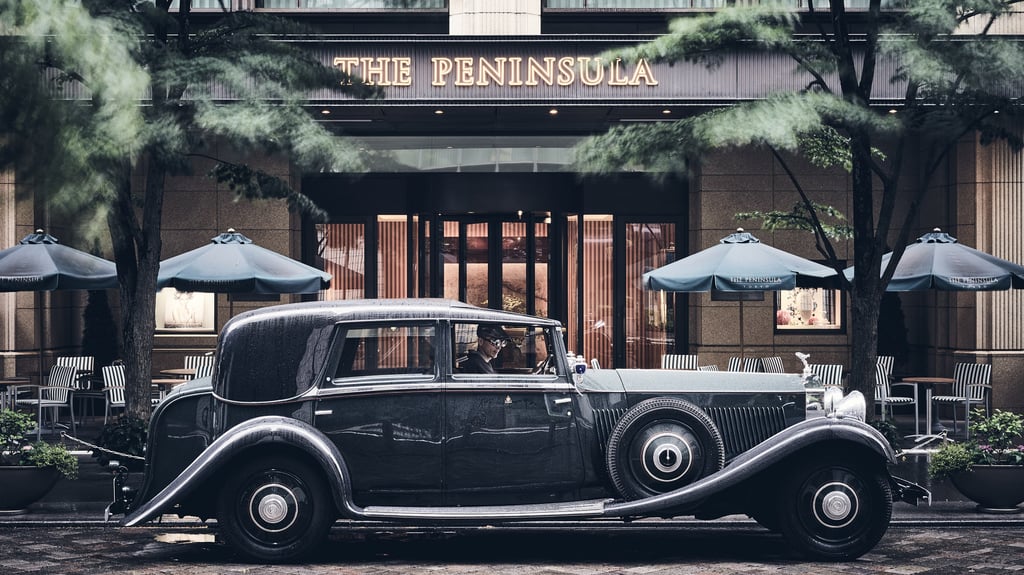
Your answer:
[830,390,866,422]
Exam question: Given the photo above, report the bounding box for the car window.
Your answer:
[332,323,436,383]
[453,322,553,375]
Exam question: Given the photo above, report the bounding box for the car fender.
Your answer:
[123,415,356,526]
[603,416,894,517]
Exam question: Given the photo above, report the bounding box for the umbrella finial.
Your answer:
[212,229,252,245]
[918,229,957,244]
[722,229,760,244]
[20,230,59,245]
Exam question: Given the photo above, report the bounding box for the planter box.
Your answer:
[0,465,61,515]
[951,465,1024,514]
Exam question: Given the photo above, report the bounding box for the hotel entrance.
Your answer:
[420,214,552,319]
[307,173,686,369]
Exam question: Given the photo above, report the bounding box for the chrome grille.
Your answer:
[593,408,627,451]
[705,406,788,458]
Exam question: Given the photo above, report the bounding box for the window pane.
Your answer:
[775,287,843,331]
[583,216,613,368]
[378,216,413,298]
[453,323,551,375]
[625,222,675,368]
[333,323,436,382]
[465,223,488,307]
[318,223,365,300]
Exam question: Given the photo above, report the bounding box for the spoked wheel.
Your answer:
[606,398,725,500]
[217,456,334,563]
[776,456,893,561]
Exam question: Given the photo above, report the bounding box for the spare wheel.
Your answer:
[605,397,725,500]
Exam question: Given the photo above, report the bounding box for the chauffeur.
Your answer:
[462,324,511,374]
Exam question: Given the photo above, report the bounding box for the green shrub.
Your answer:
[0,408,79,479]
[929,409,1024,480]
[92,416,148,471]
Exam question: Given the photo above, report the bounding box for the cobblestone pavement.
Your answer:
[0,523,1021,574]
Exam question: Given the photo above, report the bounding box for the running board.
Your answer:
[361,499,611,521]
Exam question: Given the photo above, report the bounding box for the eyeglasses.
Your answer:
[486,338,508,349]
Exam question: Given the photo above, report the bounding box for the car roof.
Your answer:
[227,298,561,330]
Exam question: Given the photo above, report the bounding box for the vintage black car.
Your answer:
[116,299,924,562]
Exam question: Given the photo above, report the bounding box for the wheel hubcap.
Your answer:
[248,483,299,533]
[811,481,859,529]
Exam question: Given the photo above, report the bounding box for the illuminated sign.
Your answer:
[332,56,658,89]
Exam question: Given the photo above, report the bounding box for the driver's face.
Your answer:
[479,337,502,360]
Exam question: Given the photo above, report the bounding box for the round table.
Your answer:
[159,368,196,378]
[0,377,31,411]
[899,376,955,447]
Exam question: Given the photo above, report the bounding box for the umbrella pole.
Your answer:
[739,300,745,359]
[35,291,44,441]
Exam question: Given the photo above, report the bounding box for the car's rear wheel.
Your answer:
[776,455,892,561]
[216,455,334,563]
[605,398,725,500]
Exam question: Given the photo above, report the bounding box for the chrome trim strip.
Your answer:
[362,499,609,520]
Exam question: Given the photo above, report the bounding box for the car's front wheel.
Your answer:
[776,455,893,561]
[216,455,334,563]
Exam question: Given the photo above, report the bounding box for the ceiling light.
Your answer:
[548,108,559,116]
[434,109,444,115]
[662,109,672,115]
[888,108,898,114]
[320,109,331,115]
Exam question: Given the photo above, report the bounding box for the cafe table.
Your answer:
[159,368,196,379]
[899,376,955,448]
[0,376,31,411]
[151,377,189,400]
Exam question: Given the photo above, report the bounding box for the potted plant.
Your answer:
[929,408,1024,514]
[0,408,79,514]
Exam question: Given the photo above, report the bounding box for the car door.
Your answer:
[444,321,583,505]
[314,320,444,507]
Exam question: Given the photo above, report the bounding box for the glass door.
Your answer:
[421,215,550,315]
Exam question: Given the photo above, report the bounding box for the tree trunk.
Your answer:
[848,140,883,419]
[108,156,165,421]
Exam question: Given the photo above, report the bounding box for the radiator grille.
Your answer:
[705,406,788,458]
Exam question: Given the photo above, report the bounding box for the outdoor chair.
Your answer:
[590,358,601,369]
[933,362,992,437]
[875,362,919,435]
[184,353,215,380]
[57,355,97,423]
[876,355,894,378]
[697,365,719,371]
[661,354,699,370]
[726,357,761,372]
[808,363,844,387]
[761,356,785,373]
[16,364,78,440]
[101,364,127,425]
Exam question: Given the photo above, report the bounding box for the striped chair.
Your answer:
[876,355,894,378]
[875,362,919,435]
[57,356,96,423]
[184,354,215,380]
[808,363,844,387]
[101,364,127,425]
[697,365,719,371]
[661,354,699,370]
[17,364,78,440]
[933,362,992,436]
[761,356,786,374]
[727,357,761,372]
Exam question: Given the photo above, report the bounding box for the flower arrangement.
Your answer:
[0,408,78,479]
[929,409,1024,480]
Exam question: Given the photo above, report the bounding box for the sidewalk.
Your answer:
[1,450,1021,527]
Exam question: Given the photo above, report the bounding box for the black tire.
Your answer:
[605,397,725,500]
[776,455,893,561]
[216,455,335,563]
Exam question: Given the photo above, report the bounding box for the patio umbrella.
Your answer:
[643,228,838,358]
[157,229,332,316]
[0,229,118,435]
[844,227,1024,385]
[844,228,1024,291]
